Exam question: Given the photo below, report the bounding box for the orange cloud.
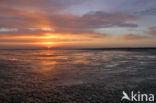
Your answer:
[149,26,156,36]
[120,34,149,40]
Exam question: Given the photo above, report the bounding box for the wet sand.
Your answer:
[0,49,156,103]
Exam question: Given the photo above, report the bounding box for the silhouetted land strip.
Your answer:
[73,47,156,51]
[0,47,156,51]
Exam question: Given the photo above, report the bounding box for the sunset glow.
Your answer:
[39,42,55,48]
[0,0,156,49]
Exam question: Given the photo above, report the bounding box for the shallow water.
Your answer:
[0,49,156,103]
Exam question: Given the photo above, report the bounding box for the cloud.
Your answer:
[0,0,85,28]
[0,6,138,34]
[0,9,51,28]
[117,23,138,28]
[0,28,54,32]
[137,8,156,16]
[0,37,93,43]
[148,26,156,36]
[0,28,18,32]
[120,34,149,40]
[46,11,138,33]
[52,11,137,27]
[0,0,85,14]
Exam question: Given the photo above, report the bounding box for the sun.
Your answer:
[35,33,60,48]
[33,33,65,48]
[41,42,54,48]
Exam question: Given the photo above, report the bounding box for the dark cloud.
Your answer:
[137,8,156,15]
[49,11,138,33]
[117,23,138,28]
[53,11,137,28]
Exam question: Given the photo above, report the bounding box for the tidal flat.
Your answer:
[0,49,156,103]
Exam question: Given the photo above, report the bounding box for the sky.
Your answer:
[0,0,156,49]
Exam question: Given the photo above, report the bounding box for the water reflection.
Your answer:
[0,49,156,87]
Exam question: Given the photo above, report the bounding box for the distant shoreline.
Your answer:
[0,47,156,51]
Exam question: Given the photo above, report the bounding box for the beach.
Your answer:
[0,49,156,103]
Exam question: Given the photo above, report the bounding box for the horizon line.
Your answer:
[0,47,156,50]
